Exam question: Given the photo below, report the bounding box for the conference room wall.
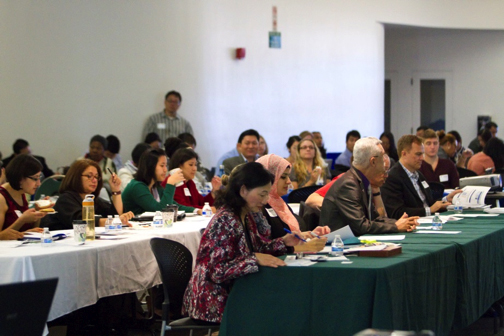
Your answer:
[386,28,504,146]
[1,1,504,170]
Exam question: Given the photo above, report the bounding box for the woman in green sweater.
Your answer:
[122,148,199,215]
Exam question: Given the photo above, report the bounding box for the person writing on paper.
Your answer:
[0,228,24,240]
[256,154,328,251]
[418,129,459,189]
[381,135,462,219]
[44,159,134,230]
[164,148,221,211]
[183,162,302,324]
[122,148,196,215]
[0,154,47,233]
[320,137,418,236]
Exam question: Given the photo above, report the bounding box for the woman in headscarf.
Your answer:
[257,154,329,251]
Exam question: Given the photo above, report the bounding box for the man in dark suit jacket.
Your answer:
[222,129,260,174]
[3,139,54,179]
[320,137,417,236]
[381,135,460,219]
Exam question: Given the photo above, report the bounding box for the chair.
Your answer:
[299,201,321,231]
[34,174,64,200]
[288,185,321,203]
[150,238,219,336]
[427,181,445,201]
[331,164,350,179]
[457,167,477,178]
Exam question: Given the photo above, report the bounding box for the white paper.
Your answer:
[452,213,499,218]
[484,208,504,214]
[324,225,355,243]
[284,255,316,266]
[357,235,405,241]
[417,215,462,224]
[452,186,491,208]
[414,230,461,234]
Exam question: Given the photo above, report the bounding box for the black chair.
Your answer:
[299,201,321,231]
[150,238,219,336]
[288,185,321,203]
[331,164,350,179]
[427,181,445,201]
[457,167,477,178]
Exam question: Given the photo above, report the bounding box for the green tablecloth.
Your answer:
[220,212,504,336]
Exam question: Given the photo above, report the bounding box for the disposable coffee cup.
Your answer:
[169,168,184,187]
[73,220,87,243]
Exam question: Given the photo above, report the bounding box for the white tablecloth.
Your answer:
[0,216,210,321]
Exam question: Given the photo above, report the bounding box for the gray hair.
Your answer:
[352,137,382,169]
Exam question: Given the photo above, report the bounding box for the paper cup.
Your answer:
[73,221,87,243]
[169,168,184,187]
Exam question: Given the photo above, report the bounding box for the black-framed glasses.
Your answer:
[81,174,101,181]
[27,175,42,182]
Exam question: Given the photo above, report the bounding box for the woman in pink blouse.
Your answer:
[182,162,302,324]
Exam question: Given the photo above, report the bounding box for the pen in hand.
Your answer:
[283,228,307,243]
[310,231,322,239]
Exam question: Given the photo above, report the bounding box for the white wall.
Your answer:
[2,1,504,170]
[385,27,504,145]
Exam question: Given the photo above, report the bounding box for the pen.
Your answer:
[283,228,307,242]
[107,167,114,176]
[310,231,322,239]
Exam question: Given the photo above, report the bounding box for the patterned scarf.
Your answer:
[256,154,300,231]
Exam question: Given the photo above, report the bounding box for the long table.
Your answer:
[220,212,504,336]
[0,216,210,322]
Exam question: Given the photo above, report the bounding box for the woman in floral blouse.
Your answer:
[182,162,302,324]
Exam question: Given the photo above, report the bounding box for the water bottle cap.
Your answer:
[435,212,440,215]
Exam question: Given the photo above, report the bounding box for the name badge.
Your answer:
[157,122,166,130]
[184,188,191,197]
[421,181,430,189]
[266,208,278,217]
[439,174,449,183]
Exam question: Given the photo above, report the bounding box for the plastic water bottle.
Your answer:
[432,212,442,231]
[315,166,324,186]
[41,227,53,247]
[454,198,463,214]
[331,235,344,257]
[82,194,95,240]
[152,211,163,229]
[104,215,113,233]
[39,194,46,200]
[202,202,213,217]
[219,165,225,177]
[113,215,122,231]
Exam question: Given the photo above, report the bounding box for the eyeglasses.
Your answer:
[82,174,101,181]
[300,146,314,150]
[27,175,42,182]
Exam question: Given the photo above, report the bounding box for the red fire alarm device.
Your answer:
[236,48,246,59]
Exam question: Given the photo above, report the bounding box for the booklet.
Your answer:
[449,186,491,209]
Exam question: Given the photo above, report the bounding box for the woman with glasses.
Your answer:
[0,154,47,232]
[290,138,330,189]
[46,159,133,230]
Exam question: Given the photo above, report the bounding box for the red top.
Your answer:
[314,173,344,197]
[0,186,34,231]
[161,177,214,209]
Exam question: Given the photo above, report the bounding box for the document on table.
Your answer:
[357,235,405,241]
[452,213,499,218]
[417,216,463,224]
[414,230,461,234]
[484,208,504,214]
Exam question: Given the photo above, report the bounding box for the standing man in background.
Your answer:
[142,90,193,142]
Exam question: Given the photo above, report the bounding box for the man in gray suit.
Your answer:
[320,137,418,236]
[222,129,260,174]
